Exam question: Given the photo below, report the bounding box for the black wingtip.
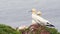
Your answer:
[50,24,55,27]
[46,24,55,27]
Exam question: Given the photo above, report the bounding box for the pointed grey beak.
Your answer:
[28,10,32,12]
[46,24,55,27]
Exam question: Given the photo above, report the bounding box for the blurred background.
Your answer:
[0,0,60,31]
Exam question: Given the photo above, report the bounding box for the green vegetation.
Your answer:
[45,27,60,34]
[0,24,60,34]
[0,24,22,34]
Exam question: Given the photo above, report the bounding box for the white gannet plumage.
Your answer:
[32,8,38,24]
[32,19,36,24]
[32,14,54,27]
[32,8,54,27]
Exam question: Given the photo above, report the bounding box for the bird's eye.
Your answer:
[47,22,49,24]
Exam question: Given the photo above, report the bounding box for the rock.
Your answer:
[28,24,50,34]
[18,23,50,34]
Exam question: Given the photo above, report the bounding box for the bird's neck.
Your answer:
[32,12,36,14]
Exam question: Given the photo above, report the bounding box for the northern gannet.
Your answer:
[32,8,54,27]
[32,14,54,27]
[32,8,39,24]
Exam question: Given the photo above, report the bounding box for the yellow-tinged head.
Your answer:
[32,8,37,14]
[37,11,42,16]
